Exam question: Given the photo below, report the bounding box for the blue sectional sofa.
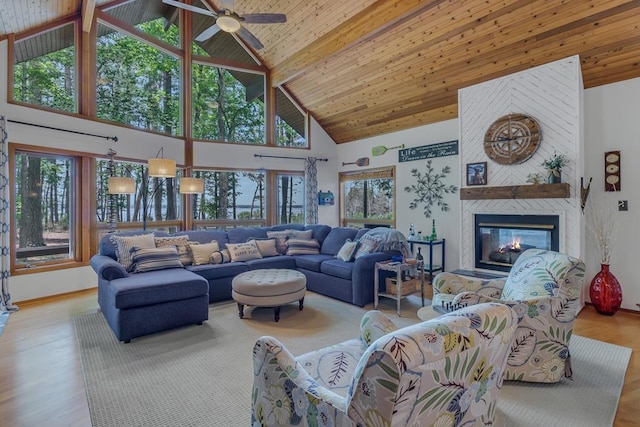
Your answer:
[90,224,400,342]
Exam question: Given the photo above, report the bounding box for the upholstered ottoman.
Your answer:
[232,269,307,322]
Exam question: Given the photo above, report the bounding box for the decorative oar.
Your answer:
[342,157,370,167]
[372,143,405,156]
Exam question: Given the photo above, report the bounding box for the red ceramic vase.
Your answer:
[589,264,623,315]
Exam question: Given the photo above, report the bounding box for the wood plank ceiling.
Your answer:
[2,0,640,143]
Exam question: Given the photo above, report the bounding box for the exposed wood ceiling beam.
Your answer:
[82,0,96,33]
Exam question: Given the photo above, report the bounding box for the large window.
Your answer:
[276,88,307,147]
[192,170,266,228]
[192,63,265,143]
[340,168,395,228]
[14,150,77,268]
[96,159,181,231]
[12,22,77,113]
[96,22,181,135]
[276,174,304,224]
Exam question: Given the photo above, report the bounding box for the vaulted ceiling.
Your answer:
[2,0,640,143]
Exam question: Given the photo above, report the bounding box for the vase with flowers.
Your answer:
[542,152,569,184]
[586,197,622,315]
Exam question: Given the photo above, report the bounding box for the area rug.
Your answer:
[74,294,631,427]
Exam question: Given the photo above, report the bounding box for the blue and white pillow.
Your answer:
[286,238,320,256]
[130,246,183,273]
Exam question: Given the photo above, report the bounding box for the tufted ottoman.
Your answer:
[232,269,307,322]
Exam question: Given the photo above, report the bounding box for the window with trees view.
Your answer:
[192,63,265,143]
[96,22,181,135]
[340,168,395,228]
[96,160,180,230]
[277,174,304,224]
[191,170,266,227]
[12,22,77,113]
[14,151,76,267]
[276,88,307,147]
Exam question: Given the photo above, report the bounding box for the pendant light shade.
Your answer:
[180,177,205,194]
[148,158,176,178]
[108,177,136,194]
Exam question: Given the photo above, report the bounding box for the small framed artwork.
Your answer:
[466,162,487,186]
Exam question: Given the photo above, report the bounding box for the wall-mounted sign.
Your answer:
[398,140,459,163]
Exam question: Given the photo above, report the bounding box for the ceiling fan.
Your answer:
[162,0,286,50]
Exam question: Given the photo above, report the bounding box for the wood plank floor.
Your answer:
[0,289,637,426]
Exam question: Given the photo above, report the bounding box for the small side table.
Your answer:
[374,261,425,317]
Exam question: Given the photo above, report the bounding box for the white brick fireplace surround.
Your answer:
[457,57,585,288]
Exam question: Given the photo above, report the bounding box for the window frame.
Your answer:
[9,144,92,275]
[339,166,396,229]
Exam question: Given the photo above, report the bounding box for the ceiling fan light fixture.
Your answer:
[217,14,241,33]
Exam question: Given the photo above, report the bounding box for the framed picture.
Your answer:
[466,162,487,186]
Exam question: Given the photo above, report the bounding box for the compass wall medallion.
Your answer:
[484,114,541,165]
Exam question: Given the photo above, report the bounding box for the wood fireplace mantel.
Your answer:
[460,183,570,200]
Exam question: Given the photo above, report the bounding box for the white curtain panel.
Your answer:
[0,117,17,312]
[304,157,318,224]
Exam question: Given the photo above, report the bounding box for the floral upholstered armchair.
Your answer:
[251,303,518,427]
[432,249,586,383]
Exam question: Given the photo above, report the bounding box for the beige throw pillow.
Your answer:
[189,241,220,266]
[336,239,358,262]
[226,241,263,262]
[155,235,192,265]
[249,239,279,257]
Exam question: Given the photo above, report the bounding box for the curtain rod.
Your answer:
[254,154,328,161]
[8,119,118,142]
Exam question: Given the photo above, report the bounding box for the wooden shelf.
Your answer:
[460,183,570,200]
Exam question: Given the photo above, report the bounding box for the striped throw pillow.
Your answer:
[155,236,192,265]
[286,238,320,256]
[110,233,156,272]
[130,246,183,273]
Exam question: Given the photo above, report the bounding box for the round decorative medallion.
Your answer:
[483,114,541,165]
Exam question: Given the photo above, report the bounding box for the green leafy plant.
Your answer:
[541,152,569,173]
[404,160,458,219]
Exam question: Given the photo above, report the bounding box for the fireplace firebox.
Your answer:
[474,214,559,272]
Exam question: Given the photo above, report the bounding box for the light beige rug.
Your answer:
[74,293,630,427]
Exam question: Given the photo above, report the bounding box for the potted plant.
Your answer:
[541,152,568,183]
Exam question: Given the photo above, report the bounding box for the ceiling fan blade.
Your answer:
[237,26,264,50]
[195,23,221,42]
[242,13,287,24]
[162,0,216,17]
[220,0,235,11]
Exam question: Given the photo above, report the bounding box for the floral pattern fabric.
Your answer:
[252,303,517,426]
[432,249,586,383]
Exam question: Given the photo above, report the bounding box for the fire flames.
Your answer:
[498,238,521,253]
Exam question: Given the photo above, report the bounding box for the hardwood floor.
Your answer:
[0,289,637,426]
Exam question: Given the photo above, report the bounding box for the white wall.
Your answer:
[0,39,338,302]
[584,78,640,311]
[337,119,460,269]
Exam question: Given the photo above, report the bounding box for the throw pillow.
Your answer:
[226,241,263,262]
[177,241,199,266]
[266,230,294,254]
[190,241,220,266]
[354,234,384,259]
[155,235,192,265]
[155,235,190,248]
[286,238,320,256]
[130,246,183,273]
[291,229,313,240]
[210,249,232,264]
[110,233,156,272]
[248,238,279,257]
[336,239,359,262]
